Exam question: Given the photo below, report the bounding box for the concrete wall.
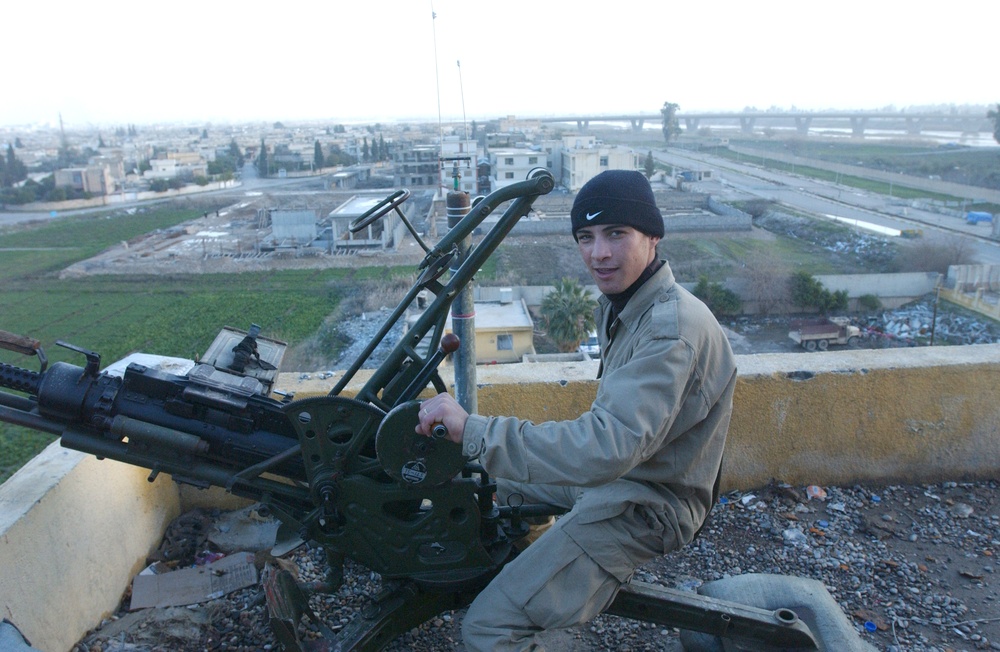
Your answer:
[452,345,1000,489]
[728,346,1000,487]
[12,180,240,212]
[0,446,180,652]
[941,286,1000,321]
[950,264,1000,292]
[814,271,940,298]
[2,344,999,650]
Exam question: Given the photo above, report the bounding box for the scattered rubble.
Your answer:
[864,298,1000,347]
[729,296,1000,353]
[755,211,898,270]
[73,480,1000,652]
[328,309,406,371]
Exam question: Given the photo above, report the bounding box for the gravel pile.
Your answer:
[729,296,1000,353]
[74,480,1000,652]
[330,310,406,371]
[866,298,1000,346]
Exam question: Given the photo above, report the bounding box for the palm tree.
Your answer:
[660,101,681,144]
[988,104,1000,145]
[540,278,598,352]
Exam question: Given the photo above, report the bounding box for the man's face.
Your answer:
[575,224,660,295]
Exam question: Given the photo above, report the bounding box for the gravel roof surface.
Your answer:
[75,479,1000,652]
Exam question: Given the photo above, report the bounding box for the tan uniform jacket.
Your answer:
[463,261,737,551]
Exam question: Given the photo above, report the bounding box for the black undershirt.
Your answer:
[605,259,664,335]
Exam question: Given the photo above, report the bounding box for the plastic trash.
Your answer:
[806,485,827,501]
[782,528,809,546]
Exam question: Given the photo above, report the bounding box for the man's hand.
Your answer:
[415,393,469,444]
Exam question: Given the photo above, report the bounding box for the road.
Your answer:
[0,163,332,228]
[654,148,1000,265]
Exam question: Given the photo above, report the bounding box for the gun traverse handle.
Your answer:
[399,333,461,402]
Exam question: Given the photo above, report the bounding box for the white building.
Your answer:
[145,158,180,179]
[439,137,479,196]
[560,135,639,191]
[143,152,208,180]
[490,148,546,190]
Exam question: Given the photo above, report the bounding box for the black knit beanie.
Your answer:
[570,170,664,239]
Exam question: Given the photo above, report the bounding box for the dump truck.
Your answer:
[789,316,862,351]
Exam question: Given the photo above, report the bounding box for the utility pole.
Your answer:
[447,162,477,414]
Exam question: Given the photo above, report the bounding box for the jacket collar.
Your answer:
[599,260,675,335]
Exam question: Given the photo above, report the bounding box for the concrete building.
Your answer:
[326,195,406,252]
[54,164,114,195]
[145,158,181,179]
[490,148,546,190]
[330,166,372,189]
[144,153,208,180]
[444,295,536,364]
[439,137,479,196]
[560,134,638,191]
[89,155,126,186]
[270,210,318,246]
[393,145,439,189]
[408,291,537,364]
[537,138,565,185]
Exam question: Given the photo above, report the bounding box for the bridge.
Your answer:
[535,111,988,137]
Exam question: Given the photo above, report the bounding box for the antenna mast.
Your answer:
[430,2,445,199]
[457,60,468,142]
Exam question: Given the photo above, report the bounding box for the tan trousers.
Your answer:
[461,481,672,652]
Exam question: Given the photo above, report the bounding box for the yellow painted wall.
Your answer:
[473,327,535,364]
[0,445,180,652]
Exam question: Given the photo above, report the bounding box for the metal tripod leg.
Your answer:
[264,568,476,652]
[606,580,820,651]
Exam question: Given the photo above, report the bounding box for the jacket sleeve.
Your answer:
[462,333,698,487]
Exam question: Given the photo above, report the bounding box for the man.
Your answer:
[416,169,737,651]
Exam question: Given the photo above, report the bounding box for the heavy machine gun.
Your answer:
[0,170,873,651]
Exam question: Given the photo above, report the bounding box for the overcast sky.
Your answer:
[5,0,996,129]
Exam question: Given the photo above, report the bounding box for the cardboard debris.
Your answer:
[208,504,281,554]
[130,552,257,610]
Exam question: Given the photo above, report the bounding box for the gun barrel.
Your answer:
[0,361,42,396]
[0,403,64,436]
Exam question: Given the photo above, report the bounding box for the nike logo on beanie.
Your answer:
[570,170,665,239]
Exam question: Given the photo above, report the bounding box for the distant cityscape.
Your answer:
[0,114,653,208]
[0,104,995,210]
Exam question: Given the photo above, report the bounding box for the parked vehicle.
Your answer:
[578,330,600,356]
[789,316,861,351]
[966,211,993,225]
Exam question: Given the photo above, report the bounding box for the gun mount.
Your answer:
[0,170,873,651]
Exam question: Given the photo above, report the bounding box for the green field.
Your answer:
[0,208,375,481]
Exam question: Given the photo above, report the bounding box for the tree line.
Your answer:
[536,271,878,353]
